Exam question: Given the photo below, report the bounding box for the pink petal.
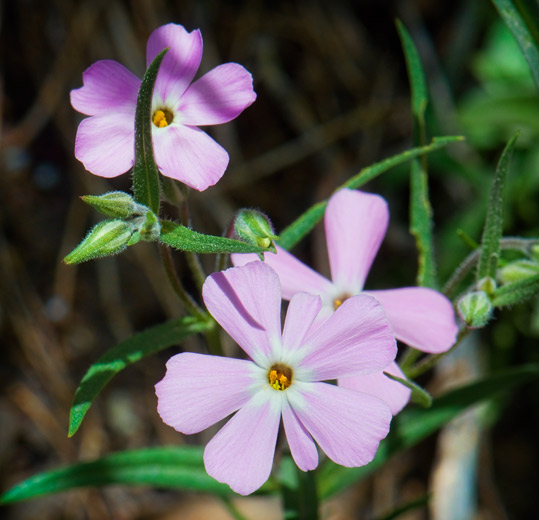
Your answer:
[74,114,134,177]
[204,392,281,495]
[325,189,389,293]
[281,292,322,355]
[70,60,140,116]
[202,262,282,367]
[147,24,203,103]
[179,63,256,125]
[366,287,458,354]
[290,382,392,467]
[297,294,396,381]
[152,124,229,191]
[338,361,411,415]
[155,353,261,434]
[232,245,335,302]
[282,400,318,471]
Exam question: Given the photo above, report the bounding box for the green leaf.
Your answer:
[277,136,463,251]
[318,363,539,499]
[396,20,436,288]
[0,446,231,503]
[476,132,519,281]
[492,0,539,91]
[383,372,433,408]
[68,316,211,437]
[159,221,271,254]
[492,273,539,306]
[132,49,168,214]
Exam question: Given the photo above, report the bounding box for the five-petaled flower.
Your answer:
[155,261,397,495]
[233,189,459,415]
[71,23,256,191]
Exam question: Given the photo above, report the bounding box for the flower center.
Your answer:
[333,293,352,310]
[152,108,174,128]
[268,363,293,391]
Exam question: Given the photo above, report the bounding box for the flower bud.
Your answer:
[138,210,161,241]
[81,191,142,219]
[234,209,278,251]
[457,291,493,329]
[498,259,539,284]
[64,220,136,264]
[477,276,497,296]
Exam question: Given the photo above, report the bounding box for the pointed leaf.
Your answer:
[318,363,539,499]
[159,221,271,254]
[492,0,539,91]
[277,136,463,251]
[0,447,231,503]
[383,371,433,408]
[477,132,519,281]
[132,49,168,214]
[68,316,212,437]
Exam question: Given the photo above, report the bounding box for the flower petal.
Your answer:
[281,292,322,355]
[290,382,392,467]
[338,361,411,415]
[366,287,458,354]
[203,262,282,367]
[152,124,229,191]
[297,294,396,381]
[155,353,261,434]
[74,114,134,177]
[204,391,281,495]
[179,63,256,125]
[147,24,203,103]
[231,245,335,302]
[282,400,318,471]
[70,60,140,116]
[325,189,389,293]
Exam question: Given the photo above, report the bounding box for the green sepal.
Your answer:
[81,191,141,219]
[64,220,136,264]
[498,259,539,284]
[457,291,493,329]
[384,371,433,408]
[132,48,168,214]
[159,220,272,254]
[234,209,278,252]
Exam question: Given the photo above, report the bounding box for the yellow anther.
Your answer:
[268,365,292,391]
[333,299,343,309]
[152,109,173,128]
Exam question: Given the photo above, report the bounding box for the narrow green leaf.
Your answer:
[318,363,539,499]
[159,221,271,254]
[384,372,433,408]
[132,49,168,214]
[278,136,463,251]
[492,0,539,91]
[477,132,519,281]
[396,20,436,288]
[0,446,230,503]
[68,316,211,437]
[492,273,539,306]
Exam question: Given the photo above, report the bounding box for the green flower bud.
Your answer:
[234,209,278,252]
[498,259,539,284]
[81,191,144,219]
[64,220,136,264]
[477,276,497,296]
[138,210,161,241]
[457,291,493,329]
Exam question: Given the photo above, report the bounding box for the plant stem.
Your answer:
[405,327,471,379]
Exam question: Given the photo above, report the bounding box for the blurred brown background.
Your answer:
[1,0,538,519]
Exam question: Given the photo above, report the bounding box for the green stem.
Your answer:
[405,327,471,379]
[158,243,206,319]
[399,347,422,373]
[221,497,248,520]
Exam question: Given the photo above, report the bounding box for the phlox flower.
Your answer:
[233,189,459,414]
[71,23,256,191]
[155,261,397,495]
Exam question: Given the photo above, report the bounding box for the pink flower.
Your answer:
[233,189,459,414]
[155,261,396,495]
[71,23,256,191]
